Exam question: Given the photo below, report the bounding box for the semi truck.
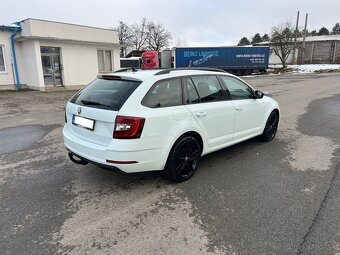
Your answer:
[120,52,159,69]
[122,46,270,75]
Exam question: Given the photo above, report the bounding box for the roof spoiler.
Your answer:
[97,74,142,82]
[114,67,139,73]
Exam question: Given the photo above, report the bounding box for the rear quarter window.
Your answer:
[70,78,141,111]
[142,78,182,108]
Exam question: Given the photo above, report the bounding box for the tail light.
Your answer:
[113,116,145,139]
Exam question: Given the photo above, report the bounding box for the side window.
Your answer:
[220,76,254,100]
[191,76,224,103]
[184,77,200,104]
[0,46,6,72]
[142,78,182,108]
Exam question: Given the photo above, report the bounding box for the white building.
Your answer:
[0,18,120,90]
[254,35,340,65]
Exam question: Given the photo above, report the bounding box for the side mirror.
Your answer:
[254,90,264,99]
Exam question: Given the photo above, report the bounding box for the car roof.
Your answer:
[101,69,234,82]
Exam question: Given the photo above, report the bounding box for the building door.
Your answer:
[41,47,63,86]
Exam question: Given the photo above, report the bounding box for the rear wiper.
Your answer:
[80,100,110,108]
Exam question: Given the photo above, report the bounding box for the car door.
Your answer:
[184,75,236,148]
[219,75,266,141]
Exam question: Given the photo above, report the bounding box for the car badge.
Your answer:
[77,107,81,114]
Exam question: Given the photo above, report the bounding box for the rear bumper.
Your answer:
[63,125,170,173]
[67,149,123,172]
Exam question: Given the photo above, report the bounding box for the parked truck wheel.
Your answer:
[245,69,252,75]
[235,69,244,76]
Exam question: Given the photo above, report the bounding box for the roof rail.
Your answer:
[114,67,139,73]
[154,67,226,76]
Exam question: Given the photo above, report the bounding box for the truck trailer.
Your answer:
[173,46,269,75]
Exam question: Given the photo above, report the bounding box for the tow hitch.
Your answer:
[68,152,88,165]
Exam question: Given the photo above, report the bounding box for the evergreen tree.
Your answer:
[262,34,270,42]
[309,30,317,36]
[331,23,340,35]
[318,27,330,36]
[293,29,303,37]
[251,33,262,44]
[238,37,251,46]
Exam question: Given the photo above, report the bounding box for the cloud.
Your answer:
[1,0,339,46]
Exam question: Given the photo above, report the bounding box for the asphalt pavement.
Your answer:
[0,73,339,255]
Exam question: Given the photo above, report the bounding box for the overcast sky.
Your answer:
[2,0,340,46]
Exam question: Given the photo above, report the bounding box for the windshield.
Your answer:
[70,78,141,111]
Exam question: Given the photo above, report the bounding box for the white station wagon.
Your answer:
[63,68,279,181]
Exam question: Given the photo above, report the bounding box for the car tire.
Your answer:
[261,111,279,142]
[163,136,202,182]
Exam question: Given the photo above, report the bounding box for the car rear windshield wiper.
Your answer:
[80,99,110,108]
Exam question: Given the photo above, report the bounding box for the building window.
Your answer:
[0,45,6,73]
[97,49,113,73]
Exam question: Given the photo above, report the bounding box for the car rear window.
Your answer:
[70,78,141,111]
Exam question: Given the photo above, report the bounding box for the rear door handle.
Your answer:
[235,106,244,111]
[195,111,207,118]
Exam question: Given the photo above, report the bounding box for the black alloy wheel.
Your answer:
[163,136,202,182]
[261,111,279,142]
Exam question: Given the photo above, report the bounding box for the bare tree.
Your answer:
[115,21,132,57]
[147,21,172,51]
[128,18,149,51]
[270,23,294,69]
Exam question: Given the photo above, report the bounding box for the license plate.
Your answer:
[72,115,95,130]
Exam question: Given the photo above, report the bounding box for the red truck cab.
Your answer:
[141,51,159,69]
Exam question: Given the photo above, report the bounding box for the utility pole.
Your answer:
[292,11,300,64]
[301,13,308,64]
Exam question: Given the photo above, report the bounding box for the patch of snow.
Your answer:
[269,64,340,74]
[290,64,340,73]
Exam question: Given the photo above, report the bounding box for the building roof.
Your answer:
[254,34,340,46]
[301,34,340,42]
[0,24,18,29]
[14,18,119,46]
[20,18,114,31]
[0,24,21,31]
